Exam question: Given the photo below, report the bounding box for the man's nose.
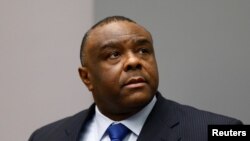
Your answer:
[124,53,142,72]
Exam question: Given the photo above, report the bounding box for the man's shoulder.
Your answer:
[141,93,243,140]
[158,94,242,125]
[36,109,87,131]
[29,107,93,141]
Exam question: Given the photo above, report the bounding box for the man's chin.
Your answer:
[122,90,153,107]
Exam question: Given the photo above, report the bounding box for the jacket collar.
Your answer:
[137,92,181,141]
[65,104,96,141]
[63,92,181,141]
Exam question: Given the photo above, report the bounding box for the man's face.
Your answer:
[79,21,159,119]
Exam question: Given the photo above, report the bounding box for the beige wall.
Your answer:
[0,0,94,141]
[1,1,250,141]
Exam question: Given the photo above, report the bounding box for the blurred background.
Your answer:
[0,0,249,140]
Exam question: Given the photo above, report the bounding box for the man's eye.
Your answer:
[139,48,150,54]
[109,51,120,59]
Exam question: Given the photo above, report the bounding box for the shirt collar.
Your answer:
[94,96,157,140]
[121,96,156,136]
[94,106,113,141]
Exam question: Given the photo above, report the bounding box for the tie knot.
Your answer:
[107,123,130,141]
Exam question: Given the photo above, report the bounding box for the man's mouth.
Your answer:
[123,76,146,88]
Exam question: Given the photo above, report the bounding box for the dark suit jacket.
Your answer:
[29,92,242,141]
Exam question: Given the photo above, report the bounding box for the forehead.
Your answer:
[86,21,153,47]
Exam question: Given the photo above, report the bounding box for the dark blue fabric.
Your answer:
[107,123,130,141]
[28,92,242,141]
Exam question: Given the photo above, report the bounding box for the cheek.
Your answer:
[144,58,158,73]
[143,58,159,83]
[98,63,123,85]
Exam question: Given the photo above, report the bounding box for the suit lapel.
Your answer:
[60,93,181,141]
[137,93,181,141]
[64,104,95,141]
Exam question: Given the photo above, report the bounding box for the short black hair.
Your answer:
[80,16,136,66]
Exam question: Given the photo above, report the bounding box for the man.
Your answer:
[29,16,242,141]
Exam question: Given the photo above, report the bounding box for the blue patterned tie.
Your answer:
[107,123,130,141]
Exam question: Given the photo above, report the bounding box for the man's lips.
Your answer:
[122,76,146,88]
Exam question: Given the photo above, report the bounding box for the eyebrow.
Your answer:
[132,38,152,46]
[99,40,119,51]
[99,37,152,51]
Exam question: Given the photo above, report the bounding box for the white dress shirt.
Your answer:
[80,96,156,141]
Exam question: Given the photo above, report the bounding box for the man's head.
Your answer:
[79,16,159,120]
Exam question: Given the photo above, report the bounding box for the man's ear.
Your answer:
[78,67,94,91]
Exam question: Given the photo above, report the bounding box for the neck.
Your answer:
[96,104,147,121]
[107,111,140,121]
